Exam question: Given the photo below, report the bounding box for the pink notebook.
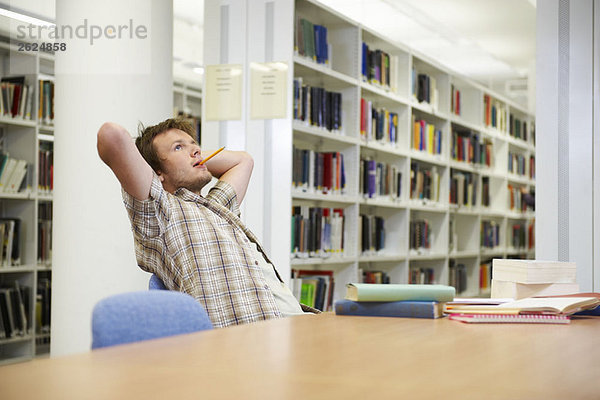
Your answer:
[449,313,571,324]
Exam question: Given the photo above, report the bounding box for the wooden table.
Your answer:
[1,313,599,399]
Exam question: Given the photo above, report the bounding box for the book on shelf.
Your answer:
[491,280,580,300]
[291,269,334,312]
[345,283,455,302]
[293,79,342,132]
[334,299,444,319]
[361,43,398,91]
[491,259,576,284]
[295,17,329,65]
[291,206,344,257]
[480,220,500,249]
[292,146,346,194]
[360,98,399,144]
[360,158,401,200]
[39,79,55,125]
[0,76,35,120]
[450,84,461,115]
[359,214,385,254]
[412,118,442,155]
[410,162,440,202]
[0,282,31,338]
[360,269,390,284]
[449,313,570,324]
[444,296,600,316]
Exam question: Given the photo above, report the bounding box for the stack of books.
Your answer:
[334,283,455,319]
[491,259,579,299]
[445,296,600,324]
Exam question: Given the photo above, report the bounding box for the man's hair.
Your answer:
[136,118,196,172]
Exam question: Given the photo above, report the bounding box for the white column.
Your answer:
[203,0,294,283]
[536,0,596,291]
[52,0,172,356]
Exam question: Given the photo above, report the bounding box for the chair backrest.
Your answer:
[91,290,213,349]
[148,273,167,290]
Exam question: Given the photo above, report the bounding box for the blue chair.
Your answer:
[149,273,167,290]
[91,290,213,349]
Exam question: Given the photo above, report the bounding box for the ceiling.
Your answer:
[0,0,536,108]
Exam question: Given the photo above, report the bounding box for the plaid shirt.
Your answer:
[122,175,289,328]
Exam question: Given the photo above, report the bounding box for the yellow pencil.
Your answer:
[199,146,225,165]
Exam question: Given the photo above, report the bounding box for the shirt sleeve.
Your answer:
[121,173,171,238]
[206,180,240,217]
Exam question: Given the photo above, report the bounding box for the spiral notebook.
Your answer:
[449,313,571,324]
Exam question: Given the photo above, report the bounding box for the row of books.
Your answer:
[291,269,334,311]
[360,269,390,284]
[0,282,30,339]
[409,268,435,284]
[451,130,493,166]
[359,158,401,199]
[409,219,431,250]
[361,43,399,91]
[0,153,31,193]
[359,99,399,144]
[449,260,467,294]
[294,17,329,65]
[39,80,54,125]
[36,277,51,334]
[0,76,35,120]
[0,218,21,267]
[480,261,492,290]
[410,163,440,202]
[508,152,528,176]
[450,84,461,116]
[38,144,54,193]
[412,119,442,155]
[292,147,346,194]
[38,202,52,265]
[481,176,490,207]
[481,220,501,249]
[510,222,534,250]
[509,114,529,141]
[291,206,344,258]
[450,170,478,207]
[359,214,385,254]
[293,79,342,132]
[508,185,535,212]
[483,94,507,131]
[412,69,439,109]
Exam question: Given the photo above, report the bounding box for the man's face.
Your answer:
[153,128,213,193]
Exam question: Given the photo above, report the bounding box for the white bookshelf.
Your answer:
[0,40,53,364]
[290,0,535,302]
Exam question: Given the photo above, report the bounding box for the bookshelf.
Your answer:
[289,0,535,306]
[0,40,54,364]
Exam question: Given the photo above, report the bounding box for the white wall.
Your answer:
[51,0,173,356]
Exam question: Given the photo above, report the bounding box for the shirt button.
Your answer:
[255,261,259,265]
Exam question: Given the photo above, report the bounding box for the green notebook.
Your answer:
[345,283,455,302]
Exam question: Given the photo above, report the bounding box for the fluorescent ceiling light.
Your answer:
[0,8,55,26]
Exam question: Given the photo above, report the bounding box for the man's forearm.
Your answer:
[202,150,253,203]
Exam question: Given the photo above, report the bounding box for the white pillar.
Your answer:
[536,0,597,291]
[52,0,172,356]
[203,0,294,283]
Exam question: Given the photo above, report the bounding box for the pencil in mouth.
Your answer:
[199,146,225,165]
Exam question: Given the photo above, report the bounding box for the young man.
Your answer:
[97,118,315,328]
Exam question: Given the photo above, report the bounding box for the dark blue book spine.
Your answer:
[334,300,441,319]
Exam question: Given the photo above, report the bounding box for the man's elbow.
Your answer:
[241,151,254,171]
[97,122,128,164]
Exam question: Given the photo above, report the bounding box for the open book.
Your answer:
[445,296,600,316]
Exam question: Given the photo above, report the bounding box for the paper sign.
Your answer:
[205,64,243,120]
[250,62,288,119]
